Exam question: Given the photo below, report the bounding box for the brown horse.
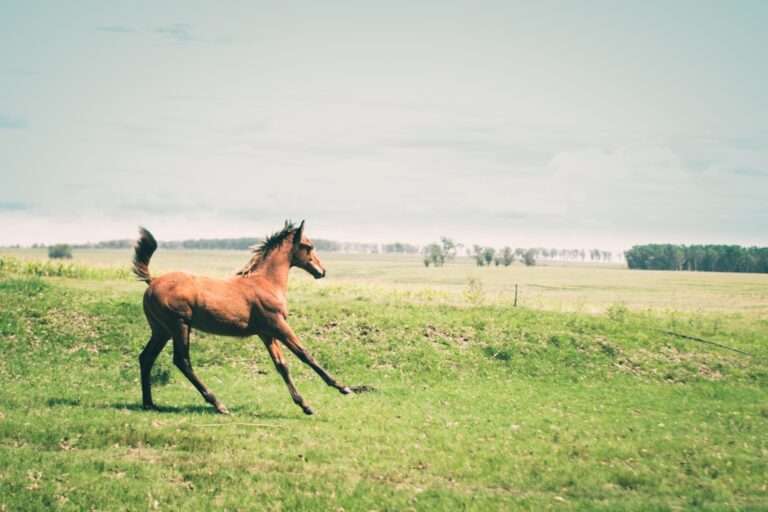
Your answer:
[133,220,351,415]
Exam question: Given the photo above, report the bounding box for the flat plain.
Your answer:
[0,249,766,510]
[5,248,768,314]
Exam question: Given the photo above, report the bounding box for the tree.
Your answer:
[440,237,457,261]
[422,243,446,267]
[522,248,536,266]
[482,247,495,266]
[498,246,514,266]
[473,245,485,266]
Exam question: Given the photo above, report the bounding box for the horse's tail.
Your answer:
[133,227,157,284]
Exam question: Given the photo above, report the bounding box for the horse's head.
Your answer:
[291,220,326,279]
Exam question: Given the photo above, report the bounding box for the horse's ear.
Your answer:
[293,220,305,245]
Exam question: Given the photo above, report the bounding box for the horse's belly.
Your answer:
[196,322,251,337]
[191,311,252,337]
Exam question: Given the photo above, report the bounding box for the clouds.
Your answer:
[538,141,768,244]
[0,2,766,247]
[96,21,224,44]
[96,25,136,33]
[153,23,199,43]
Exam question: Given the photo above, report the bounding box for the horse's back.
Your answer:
[146,271,196,299]
[147,272,245,303]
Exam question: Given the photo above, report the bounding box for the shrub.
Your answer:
[464,278,485,306]
[0,256,129,279]
[48,244,73,259]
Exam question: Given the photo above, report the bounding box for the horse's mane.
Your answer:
[236,221,296,276]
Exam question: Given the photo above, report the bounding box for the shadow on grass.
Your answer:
[46,397,82,407]
[350,384,377,394]
[106,402,302,420]
[45,396,346,421]
[108,402,242,415]
[45,397,229,415]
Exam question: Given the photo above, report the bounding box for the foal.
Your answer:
[134,221,351,415]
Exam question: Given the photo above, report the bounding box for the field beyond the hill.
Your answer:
[0,249,766,510]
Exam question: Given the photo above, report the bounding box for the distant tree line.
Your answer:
[337,241,380,253]
[162,238,261,250]
[68,238,380,253]
[422,241,543,267]
[383,242,420,254]
[625,244,768,273]
[519,248,616,262]
[66,240,132,249]
[24,236,620,265]
[460,246,620,264]
[69,238,263,251]
[471,246,537,267]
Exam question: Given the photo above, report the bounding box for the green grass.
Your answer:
[0,254,767,510]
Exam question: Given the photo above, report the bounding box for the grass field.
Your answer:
[1,249,767,510]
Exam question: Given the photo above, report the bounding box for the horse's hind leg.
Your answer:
[171,321,229,414]
[139,330,170,410]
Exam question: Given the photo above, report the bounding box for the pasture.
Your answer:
[1,249,767,510]
[5,248,768,314]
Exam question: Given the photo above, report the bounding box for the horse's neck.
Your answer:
[254,248,292,291]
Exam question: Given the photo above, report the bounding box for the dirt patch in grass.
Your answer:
[423,324,472,348]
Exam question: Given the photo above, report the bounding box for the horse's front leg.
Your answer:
[259,335,315,415]
[274,319,352,395]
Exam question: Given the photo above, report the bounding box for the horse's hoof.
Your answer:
[143,403,159,411]
[340,386,352,395]
[214,403,230,415]
[302,405,315,415]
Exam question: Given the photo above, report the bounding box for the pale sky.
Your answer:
[1,1,767,249]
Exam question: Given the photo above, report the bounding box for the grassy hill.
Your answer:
[0,254,767,510]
